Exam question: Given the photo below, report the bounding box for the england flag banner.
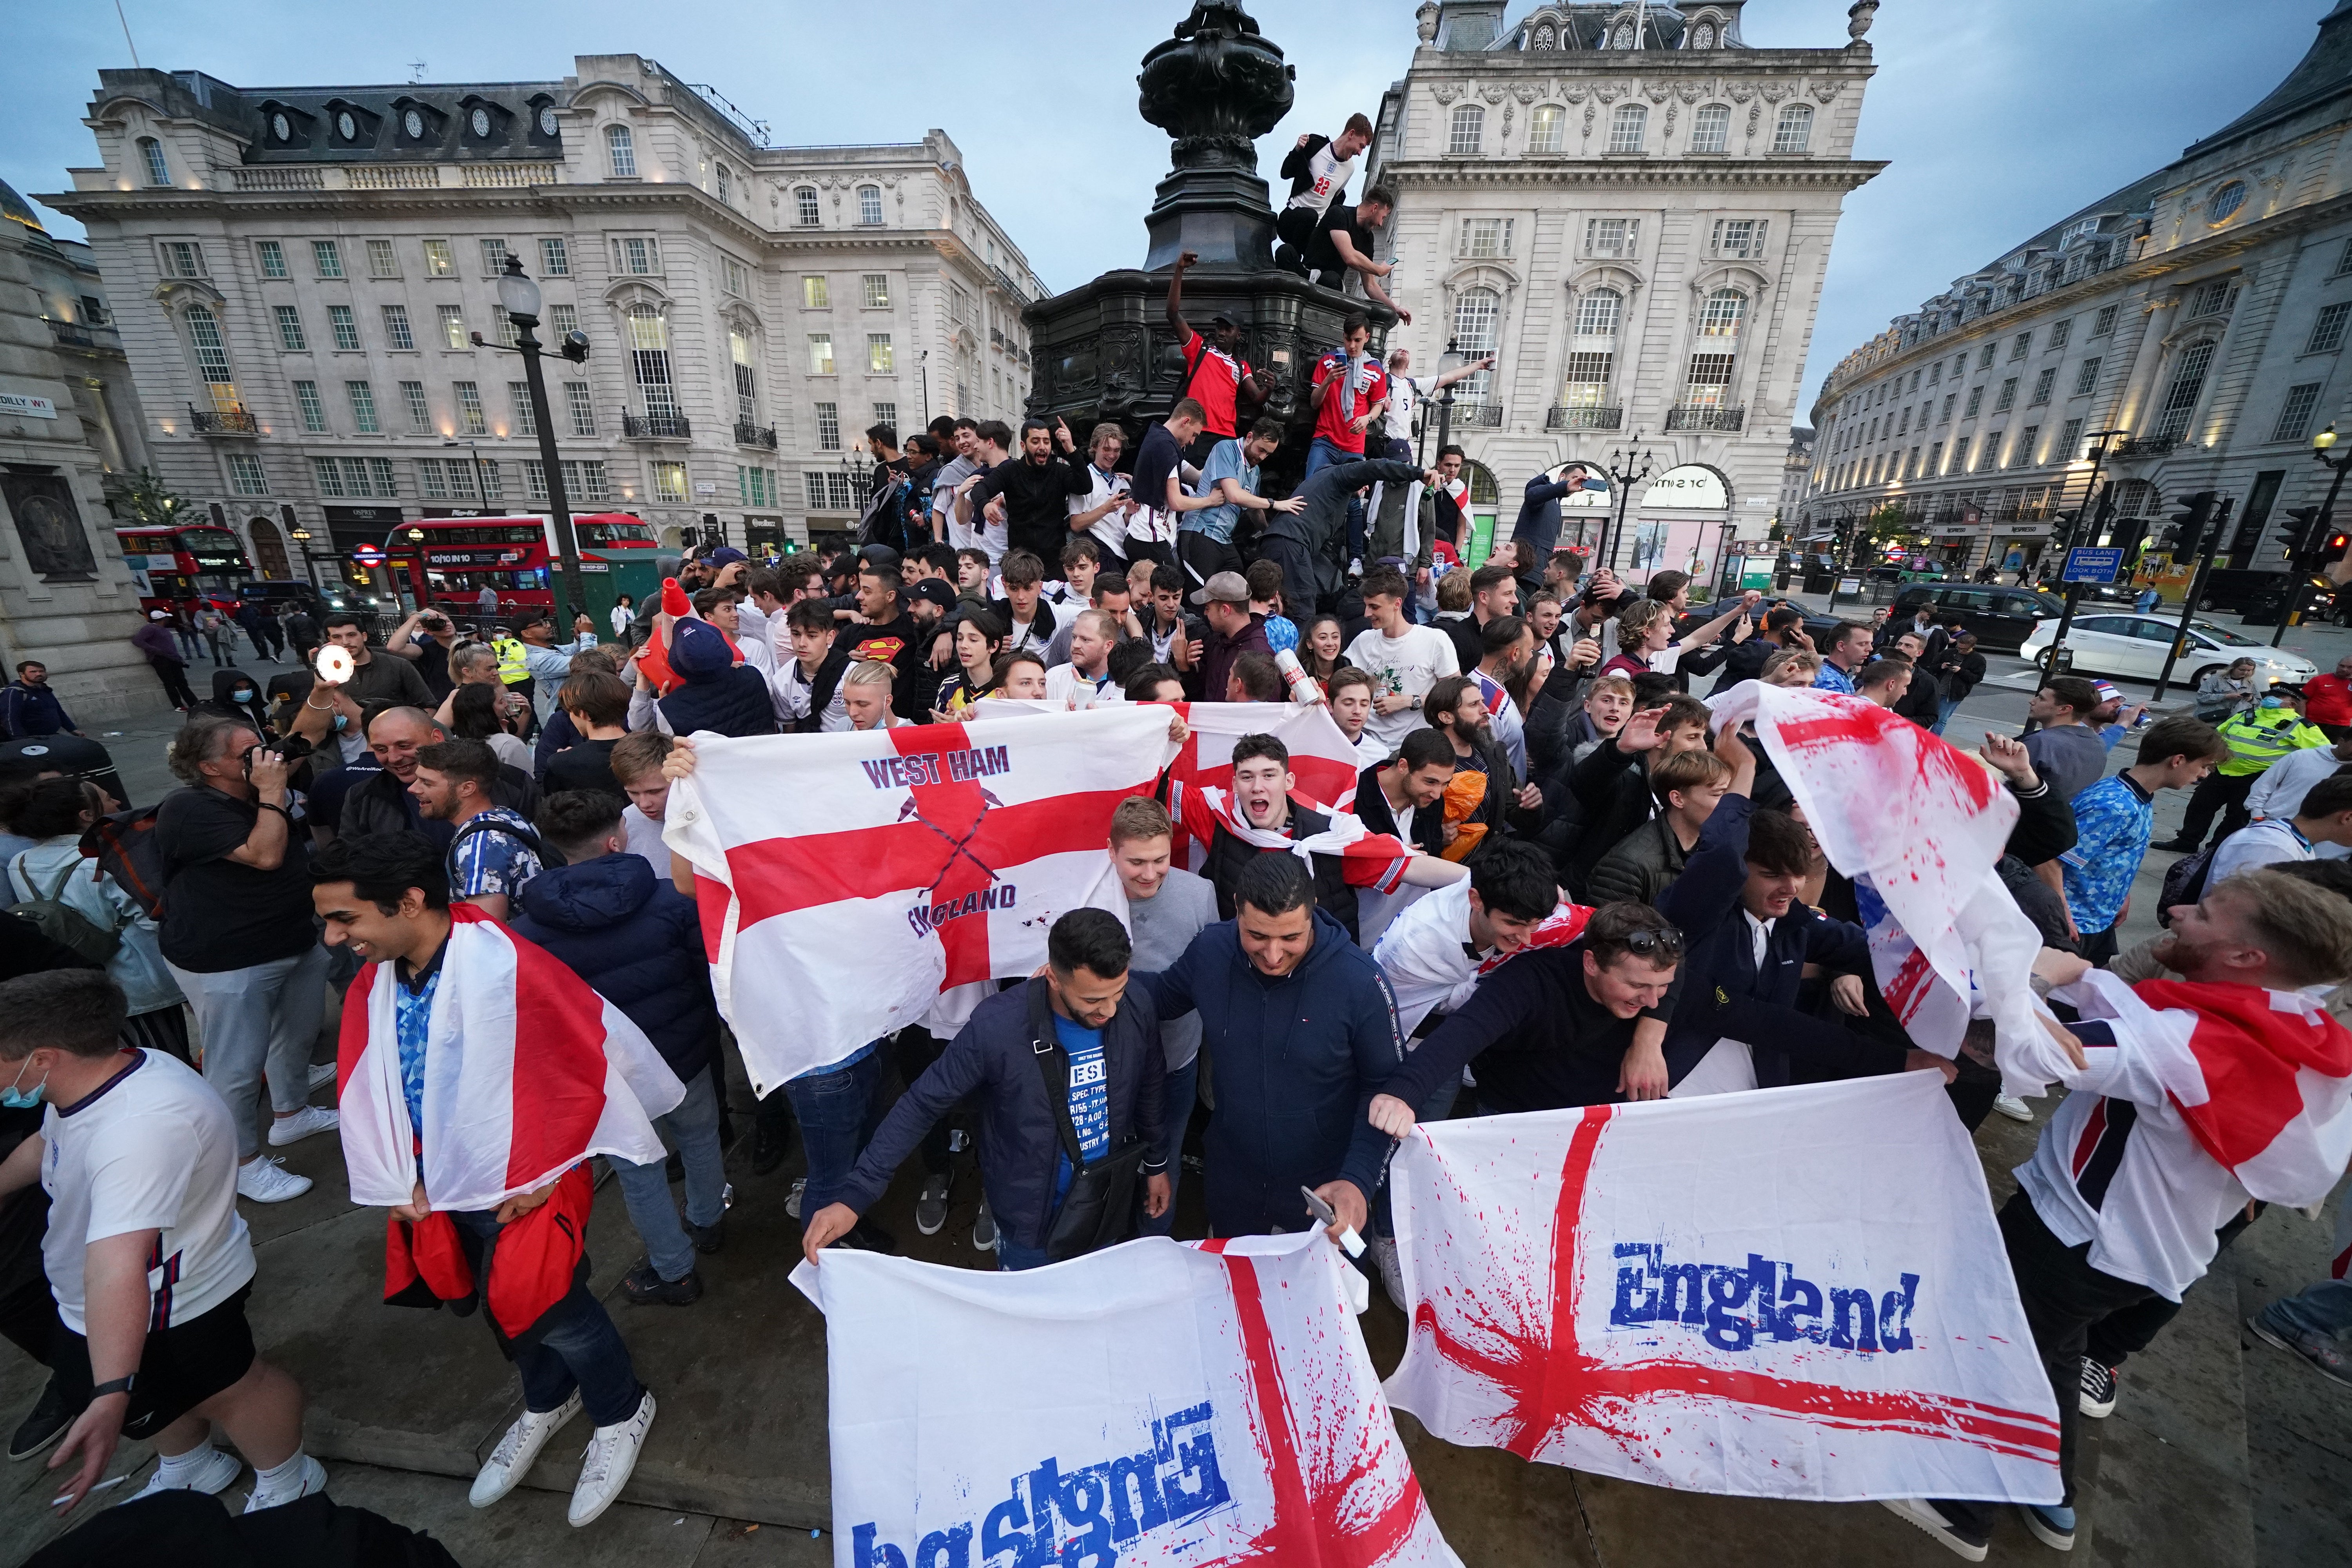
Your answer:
[792,1232,1461,1568]
[1708,681,2044,1079]
[664,707,1177,1092]
[1166,699,1363,811]
[1385,1074,2064,1503]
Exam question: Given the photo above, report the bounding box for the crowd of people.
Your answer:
[0,107,2347,1561]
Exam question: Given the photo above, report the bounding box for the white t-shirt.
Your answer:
[1347,730,1390,770]
[1069,466,1132,562]
[1044,661,1118,710]
[1386,375,1420,445]
[624,804,669,869]
[1287,139,1356,214]
[1345,624,1461,750]
[41,1050,254,1335]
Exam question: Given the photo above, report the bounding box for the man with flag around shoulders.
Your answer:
[1885,869,2352,1562]
[313,831,686,1530]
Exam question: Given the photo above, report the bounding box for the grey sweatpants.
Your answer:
[168,945,329,1159]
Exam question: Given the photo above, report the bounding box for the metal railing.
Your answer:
[1450,401,1503,428]
[733,421,777,450]
[46,319,117,350]
[1546,405,1622,431]
[1665,404,1746,432]
[622,411,691,440]
[2112,436,2178,459]
[189,404,258,435]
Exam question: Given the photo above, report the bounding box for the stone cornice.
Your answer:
[1380,158,1885,192]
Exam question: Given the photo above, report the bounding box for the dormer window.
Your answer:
[270,112,291,143]
[470,107,492,139]
[539,105,559,138]
[403,109,425,140]
[2208,181,2248,225]
[336,111,357,141]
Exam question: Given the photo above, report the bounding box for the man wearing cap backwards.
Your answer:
[1188,572,1272,705]
[1167,251,1265,466]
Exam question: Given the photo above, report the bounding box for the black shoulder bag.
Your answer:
[1026,980,1149,1261]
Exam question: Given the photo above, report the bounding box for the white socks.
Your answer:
[155,1434,217,1483]
[250,1449,313,1503]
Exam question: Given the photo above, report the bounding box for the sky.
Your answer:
[2,1,2328,419]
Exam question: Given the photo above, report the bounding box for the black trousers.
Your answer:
[1937,1192,2154,1525]
[1176,532,1244,592]
[1257,534,1323,622]
[2084,1203,2261,1370]
[149,658,197,709]
[2174,770,2254,850]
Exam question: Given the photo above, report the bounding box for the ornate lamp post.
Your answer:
[489,255,591,630]
[1594,434,1657,575]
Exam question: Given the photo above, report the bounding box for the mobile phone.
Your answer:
[1300,1186,1366,1257]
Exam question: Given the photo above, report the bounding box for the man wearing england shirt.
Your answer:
[1382,353,1493,465]
[1274,114,1372,274]
[1307,313,1389,483]
[1165,252,1265,465]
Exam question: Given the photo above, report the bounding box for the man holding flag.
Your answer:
[314,833,686,1530]
[1887,869,2352,1561]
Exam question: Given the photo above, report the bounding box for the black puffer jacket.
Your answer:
[508,853,716,1082]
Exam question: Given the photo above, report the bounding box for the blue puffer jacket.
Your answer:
[835,977,1166,1254]
[507,852,716,1081]
[1137,908,1404,1236]
[658,617,776,738]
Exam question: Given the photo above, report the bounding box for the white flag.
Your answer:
[792,1232,1461,1567]
[1385,1075,2063,1503]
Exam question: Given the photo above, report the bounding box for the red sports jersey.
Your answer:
[1180,329,1254,438]
[1312,351,1389,455]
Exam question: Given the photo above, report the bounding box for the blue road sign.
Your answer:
[2062,547,2123,584]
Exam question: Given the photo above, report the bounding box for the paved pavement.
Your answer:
[10,623,2352,1567]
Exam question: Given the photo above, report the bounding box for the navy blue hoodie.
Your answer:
[1137,908,1404,1236]
[658,617,776,738]
[508,851,716,1081]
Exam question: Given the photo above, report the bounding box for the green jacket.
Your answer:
[2214,706,2330,777]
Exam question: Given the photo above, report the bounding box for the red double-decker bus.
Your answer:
[375,513,660,615]
[116,524,254,616]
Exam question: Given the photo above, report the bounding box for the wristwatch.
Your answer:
[90,1374,136,1399]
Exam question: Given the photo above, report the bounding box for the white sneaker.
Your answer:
[242,1453,327,1513]
[236,1156,313,1204]
[784,1178,805,1221]
[267,1104,340,1147]
[471,1393,582,1508]
[1365,1236,1406,1309]
[568,1390,655,1528]
[308,1061,337,1091]
[1991,1094,2035,1123]
[129,1444,242,1500]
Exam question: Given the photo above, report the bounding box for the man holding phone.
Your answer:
[386,606,462,705]
[1512,464,1598,593]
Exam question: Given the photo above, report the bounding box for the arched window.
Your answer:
[1574,288,1622,337]
[1452,287,1501,401]
[2152,341,2216,443]
[715,162,732,202]
[1698,288,1748,337]
[625,304,679,422]
[1772,103,1815,154]
[183,305,236,410]
[1608,103,1648,154]
[1448,104,1485,156]
[858,185,884,225]
[729,327,758,425]
[1688,103,1731,154]
[1526,105,1565,154]
[137,136,169,187]
[604,123,636,177]
[1690,20,1717,49]
[795,185,821,226]
[1532,22,1556,49]
[1612,22,1636,49]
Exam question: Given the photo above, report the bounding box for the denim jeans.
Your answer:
[1303,436,1357,483]
[784,1046,885,1217]
[1933,696,1962,734]
[1137,1056,1198,1239]
[2261,1276,2352,1341]
[608,1070,726,1283]
[451,1209,642,1427]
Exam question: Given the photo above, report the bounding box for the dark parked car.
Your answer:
[1883,584,2065,652]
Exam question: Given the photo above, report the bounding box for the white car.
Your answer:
[2018,613,2318,687]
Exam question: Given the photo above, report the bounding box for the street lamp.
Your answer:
[1428,339,1464,472]
[1594,434,1658,576]
[441,439,492,513]
[492,254,590,632]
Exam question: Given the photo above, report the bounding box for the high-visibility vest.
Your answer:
[492,635,531,686]
[2214,707,2327,777]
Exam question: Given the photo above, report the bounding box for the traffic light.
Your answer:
[2326,527,2352,567]
[2157,490,2219,557]
[2282,506,2337,570]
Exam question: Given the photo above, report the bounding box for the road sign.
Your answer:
[2062,547,2123,584]
[350,544,385,567]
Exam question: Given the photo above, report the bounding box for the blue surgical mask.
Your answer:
[331,713,349,732]
[232,688,254,704]
[1,1057,47,1110]
[2260,694,2287,709]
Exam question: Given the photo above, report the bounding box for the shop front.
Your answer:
[321,504,410,609]
[1626,465,1734,587]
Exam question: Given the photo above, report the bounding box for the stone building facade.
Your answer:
[40,56,1041,596]
[0,180,160,722]
[1800,2,2352,583]
[1363,0,1880,582]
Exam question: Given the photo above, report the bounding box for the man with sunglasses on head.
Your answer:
[1366,901,1684,1136]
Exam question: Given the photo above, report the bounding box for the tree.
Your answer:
[113,468,190,528]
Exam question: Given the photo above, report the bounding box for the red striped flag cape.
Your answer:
[1163,699,1363,813]
[2126,979,2352,1202]
[1166,778,1416,897]
[336,907,685,1213]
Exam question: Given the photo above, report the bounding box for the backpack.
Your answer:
[2157,842,2218,926]
[83,806,167,918]
[855,471,913,554]
[5,853,121,965]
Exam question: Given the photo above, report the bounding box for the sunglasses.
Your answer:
[1612,928,1684,958]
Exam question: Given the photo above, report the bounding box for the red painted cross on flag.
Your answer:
[665,707,1179,1092]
